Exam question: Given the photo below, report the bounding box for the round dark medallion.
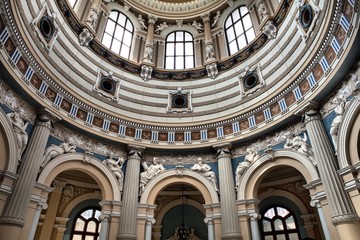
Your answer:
[299,4,313,29]
[100,77,116,94]
[172,94,188,108]
[39,16,55,41]
[243,72,259,90]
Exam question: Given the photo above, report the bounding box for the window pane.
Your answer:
[68,0,77,8]
[72,234,82,240]
[277,207,289,217]
[240,6,248,16]
[243,14,253,30]
[165,57,174,69]
[184,32,192,41]
[120,45,130,58]
[105,20,115,34]
[289,233,300,240]
[225,17,232,29]
[123,31,132,45]
[232,9,240,22]
[114,26,124,40]
[75,219,85,231]
[118,14,126,26]
[286,216,296,229]
[246,28,256,42]
[276,234,286,240]
[234,21,244,36]
[264,236,274,240]
[229,41,238,55]
[167,33,174,41]
[87,221,97,233]
[111,39,121,54]
[125,21,133,31]
[175,43,184,56]
[102,34,112,48]
[226,28,236,42]
[166,43,174,56]
[185,56,194,69]
[109,11,118,21]
[175,56,184,69]
[264,208,276,219]
[84,236,94,240]
[184,43,193,56]
[81,210,93,219]
[237,35,247,49]
[263,219,271,232]
[176,31,183,41]
[274,219,284,231]
[95,210,101,220]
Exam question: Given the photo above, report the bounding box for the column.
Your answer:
[0,109,54,240]
[249,213,261,240]
[117,145,145,240]
[201,13,216,63]
[310,200,331,240]
[142,15,157,65]
[145,219,155,240]
[85,0,102,30]
[300,101,360,239]
[204,218,215,240]
[27,203,48,240]
[213,143,242,239]
[39,180,66,240]
[99,214,110,240]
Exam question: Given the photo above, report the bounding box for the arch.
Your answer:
[238,150,320,200]
[337,98,360,169]
[0,107,19,173]
[106,3,141,30]
[217,0,248,30]
[139,169,219,205]
[37,153,121,201]
[160,25,199,37]
[61,192,102,218]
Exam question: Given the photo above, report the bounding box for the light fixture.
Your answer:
[178,184,190,240]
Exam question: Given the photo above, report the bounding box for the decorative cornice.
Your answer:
[332,213,360,225]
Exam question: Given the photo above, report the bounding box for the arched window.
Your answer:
[260,206,301,240]
[225,6,255,55]
[165,31,194,70]
[71,208,101,240]
[102,11,134,59]
[68,0,79,8]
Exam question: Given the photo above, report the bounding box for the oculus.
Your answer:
[99,76,116,94]
[39,16,56,41]
[172,94,188,108]
[299,4,313,29]
[243,72,259,90]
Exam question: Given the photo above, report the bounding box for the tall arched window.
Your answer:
[260,206,301,240]
[68,0,79,8]
[102,11,134,59]
[71,208,101,240]
[165,31,194,70]
[225,6,255,55]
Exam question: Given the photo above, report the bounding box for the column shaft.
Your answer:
[118,146,144,240]
[249,215,261,240]
[214,144,242,239]
[142,16,157,65]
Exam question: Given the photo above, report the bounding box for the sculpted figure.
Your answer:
[137,14,147,30]
[139,157,165,193]
[86,8,98,28]
[191,157,218,191]
[104,153,125,192]
[41,140,76,169]
[191,20,204,33]
[143,45,153,62]
[235,148,259,190]
[284,132,316,165]
[205,43,215,61]
[155,22,169,34]
[7,108,29,160]
[330,95,347,152]
[212,10,221,27]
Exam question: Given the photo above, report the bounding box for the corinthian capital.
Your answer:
[148,15,158,25]
[213,143,232,158]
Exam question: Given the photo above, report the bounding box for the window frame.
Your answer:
[68,0,79,9]
[260,205,301,240]
[224,5,255,56]
[164,31,195,70]
[71,207,102,240]
[101,11,134,59]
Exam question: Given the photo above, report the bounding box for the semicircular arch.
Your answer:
[140,169,219,205]
[37,153,121,201]
[238,150,320,200]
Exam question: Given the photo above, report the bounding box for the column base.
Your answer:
[222,233,243,240]
[335,221,360,240]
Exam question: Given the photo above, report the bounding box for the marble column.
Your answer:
[145,219,155,240]
[201,13,216,63]
[142,15,157,65]
[85,0,102,30]
[310,199,331,240]
[27,202,48,240]
[39,180,66,240]
[117,145,145,240]
[300,101,360,239]
[249,213,261,240]
[0,109,54,240]
[213,143,242,239]
[99,214,110,240]
[204,218,215,240]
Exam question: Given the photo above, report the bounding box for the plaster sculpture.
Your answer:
[41,140,76,169]
[7,108,29,160]
[191,157,218,191]
[103,153,125,192]
[137,14,147,30]
[155,22,169,34]
[139,157,165,194]
[235,148,259,190]
[284,132,316,165]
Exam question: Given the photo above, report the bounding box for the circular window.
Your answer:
[172,95,188,108]
[100,77,116,94]
[243,72,259,90]
[39,16,55,41]
[299,4,313,29]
